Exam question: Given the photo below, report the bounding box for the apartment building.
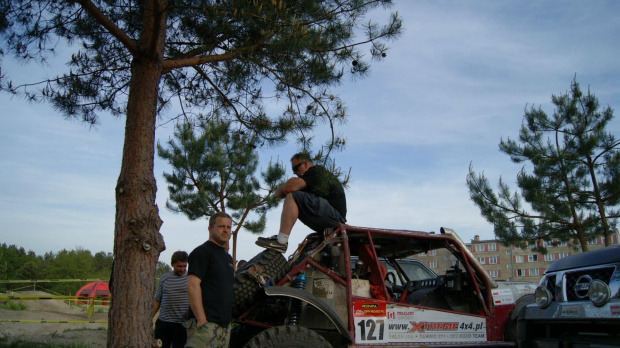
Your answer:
[414,232,619,283]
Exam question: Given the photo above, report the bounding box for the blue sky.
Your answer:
[1,1,619,266]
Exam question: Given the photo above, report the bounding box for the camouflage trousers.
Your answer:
[184,318,231,348]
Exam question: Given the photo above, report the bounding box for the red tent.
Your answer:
[75,281,111,305]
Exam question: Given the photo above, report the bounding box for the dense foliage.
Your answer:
[1,0,401,165]
[0,244,171,295]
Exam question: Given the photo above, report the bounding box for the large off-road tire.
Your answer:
[504,294,535,342]
[243,325,332,348]
[232,249,288,318]
[229,324,263,348]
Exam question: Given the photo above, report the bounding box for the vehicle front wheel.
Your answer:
[243,325,332,348]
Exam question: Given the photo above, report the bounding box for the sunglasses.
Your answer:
[292,161,304,172]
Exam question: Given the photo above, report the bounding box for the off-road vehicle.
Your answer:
[232,224,536,347]
[518,244,620,347]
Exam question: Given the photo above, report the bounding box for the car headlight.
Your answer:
[588,280,611,307]
[535,285,552,309]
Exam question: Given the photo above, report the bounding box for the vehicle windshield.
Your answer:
[393,259,436,282]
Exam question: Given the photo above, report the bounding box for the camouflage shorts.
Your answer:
[184,318,231,348]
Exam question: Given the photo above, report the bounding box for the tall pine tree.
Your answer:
[467,78,620,253]
[1,1,402,345]
[157,118,285,265]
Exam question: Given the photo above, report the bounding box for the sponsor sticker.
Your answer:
[312,278,335,299]
[353,301,386,317]
[515,284,536,296]
[383,305,487,343]
[492,288,515,305]
[353,301,388,344]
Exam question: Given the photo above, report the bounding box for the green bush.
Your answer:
[0,301,27,311]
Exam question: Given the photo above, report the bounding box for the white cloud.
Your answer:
[340,1,620,149]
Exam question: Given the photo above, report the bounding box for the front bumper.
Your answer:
[517,300,620,348]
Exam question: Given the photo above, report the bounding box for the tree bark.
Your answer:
[586,155,612,246]
[107,1,168,347]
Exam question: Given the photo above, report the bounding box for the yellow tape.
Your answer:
[1,295,75,300]
[0,295,110,302]
[0,319,107,324]
[0,279,103,284]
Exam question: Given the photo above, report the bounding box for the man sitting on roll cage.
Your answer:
[256,152,347,253]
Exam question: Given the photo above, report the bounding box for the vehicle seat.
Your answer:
[358,244,390,301]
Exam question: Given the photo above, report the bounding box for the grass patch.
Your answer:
[0,336,94,348]
[0,301,27,311]
[67,302,86,312]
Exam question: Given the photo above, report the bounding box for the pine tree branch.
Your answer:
[74,0,138,55]
[162,35,273,71]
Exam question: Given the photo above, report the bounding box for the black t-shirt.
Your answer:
[187,241,234,327]
[300,165,347,218]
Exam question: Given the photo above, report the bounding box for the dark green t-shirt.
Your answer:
[300,165,347,219]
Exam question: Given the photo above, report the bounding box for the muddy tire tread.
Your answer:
[243,325,332,348]
[232,249,288,318]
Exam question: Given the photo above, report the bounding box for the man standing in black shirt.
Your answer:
[256,152,347,253]
[185,212,234,348]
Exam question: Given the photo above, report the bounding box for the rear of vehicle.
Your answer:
[519,245,620,348]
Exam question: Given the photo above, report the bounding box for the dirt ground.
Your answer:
[0,291,108,347]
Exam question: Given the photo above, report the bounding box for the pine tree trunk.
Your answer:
[586,155,612,246]
[576,231,588,252]
[107,1,168,346]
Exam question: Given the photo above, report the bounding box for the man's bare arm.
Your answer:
[150,300,161,320]
[275,177,306,198]
[187,274,206,326]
